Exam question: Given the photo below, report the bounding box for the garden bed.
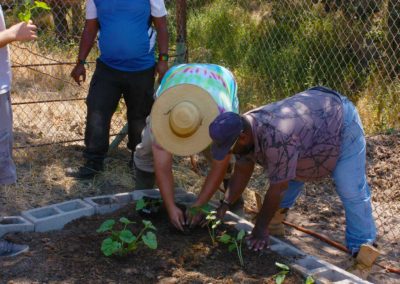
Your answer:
[1,204,303,283]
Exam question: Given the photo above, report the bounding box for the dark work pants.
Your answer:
[84,59,155,164]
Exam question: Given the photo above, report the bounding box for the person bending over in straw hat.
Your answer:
[133,63,242,231]
[208,86,377,257]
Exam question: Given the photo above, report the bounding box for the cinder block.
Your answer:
[22,199,94,232]
[313,269,348,283]
[0,216,34,237]
[269,244,305,258]
[131,189,161,201]
[84,195,126,215]
[113,192,133,204]
[292,256,324,275]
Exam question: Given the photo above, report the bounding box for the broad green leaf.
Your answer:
[97,219,115,233]
[142,220,156,230]
[119,230,136,244]
[228,243,236,252]
[275,274,286,284]
[34,1,51,10]
[135,198,146,211]
[275,262,290,271]
[142,231,157,249]
[119,217,133,225]
[101,238,120,256]
[305,276,315,284]
[218,233,231,243]
[237,229,245,241]
[199,203,212,214]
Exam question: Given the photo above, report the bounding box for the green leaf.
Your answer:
[142,231,157,249]
[237,229,245,241]
[34,1,51,10]
[119,230,136,244]
[119,217,133,225]
[275,262,290,271]
[275,273,286,284]
[218,233,231,244]
[228,243,236,252]
[97,219,115,233]
[135,198,146,211]
[100,238,121,256]
[142,220,156,230]
[206,214,216,221]
[305,276,315,284]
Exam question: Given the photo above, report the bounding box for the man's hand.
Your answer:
[9,21,37,42]
[245,226,270,251]
[156,61,168,83]
[186,207,205,228]
[167,204,186,231]
[70,64,86,85]
[216,202,229,220]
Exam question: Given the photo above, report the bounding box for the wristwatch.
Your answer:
[158,53,169,62]
[76,59,87,65]
[220,199,231,208]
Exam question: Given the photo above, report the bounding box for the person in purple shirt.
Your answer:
[208,86,376,257]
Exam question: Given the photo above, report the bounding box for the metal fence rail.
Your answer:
[4,0,399,272]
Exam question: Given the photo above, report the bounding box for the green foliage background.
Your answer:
[168,0,399,133]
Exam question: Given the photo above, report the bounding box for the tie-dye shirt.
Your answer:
[244,88,344,184]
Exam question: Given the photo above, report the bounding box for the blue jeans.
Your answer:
[280,95,376,254]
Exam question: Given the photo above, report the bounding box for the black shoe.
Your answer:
[66,161,104,179]
[134,167,155,190]
[0,240,29,258]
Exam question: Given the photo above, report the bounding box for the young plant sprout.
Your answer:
[273,262,290,284]
[97,217,157,257]
[18,0,50,23]
[190,204,221,245]
[218,229,245,266]
[135,196,163,215]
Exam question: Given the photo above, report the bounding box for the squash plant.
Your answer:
[97,217,157,257]
[17,0,50,23]
[218,229,245,266]
[190,204,221,245]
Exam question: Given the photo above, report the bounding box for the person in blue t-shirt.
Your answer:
[69,0,169,179]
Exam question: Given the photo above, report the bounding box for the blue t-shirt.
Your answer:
[94,0,155,72]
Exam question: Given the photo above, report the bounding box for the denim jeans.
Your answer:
[280,92,376,254]
[0,92,16,185]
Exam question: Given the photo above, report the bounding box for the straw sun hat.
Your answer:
[150,84,220,156]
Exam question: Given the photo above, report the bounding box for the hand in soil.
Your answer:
[246,228,270,251]
[186,209,206,228]
[167,204,186,231]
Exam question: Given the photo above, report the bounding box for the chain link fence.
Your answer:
[4,0,399,273]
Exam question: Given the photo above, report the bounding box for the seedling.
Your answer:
[305,276,315,284]
[190,204,221,245]
[218,229,245,266]
[18,0,50,23]
[135,196,163,216]
[97,217,157,257]
[273,262,290,284]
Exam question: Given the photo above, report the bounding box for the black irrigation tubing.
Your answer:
[14,133,126,149]
[12,97,86,105]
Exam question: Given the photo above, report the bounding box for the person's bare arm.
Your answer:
[152,16,169,81]
[152,144,185,231]
[216,157,255,218]
[0,21,37,48]
[70,19,99,85]
[246,181,289,251]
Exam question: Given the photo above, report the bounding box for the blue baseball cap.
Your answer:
[209,112,243,160]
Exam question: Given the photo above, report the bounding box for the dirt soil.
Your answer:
[0,205,302,284]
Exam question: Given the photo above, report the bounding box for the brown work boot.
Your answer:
[268,208,289,236]
[347,244,380,280]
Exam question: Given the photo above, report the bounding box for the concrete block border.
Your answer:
[22,199,94,232]
[1,189,371,283]
[0,216,34,237]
